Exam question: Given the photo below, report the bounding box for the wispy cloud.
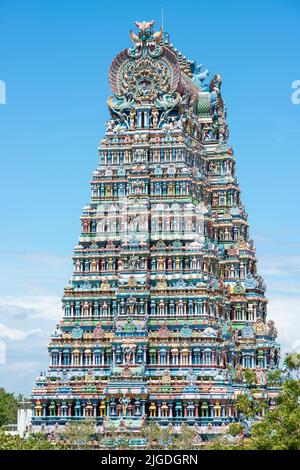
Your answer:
[0,251,67,394]
[0,302,57,395]
[0,251,71,297]
[259,254,300,278]
[0,296,61,320]
[0,323,41,341]
[268,295,300,354]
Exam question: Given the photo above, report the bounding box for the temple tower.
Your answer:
[31,21,280,433]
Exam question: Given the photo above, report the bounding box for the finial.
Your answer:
[129,20,163,44]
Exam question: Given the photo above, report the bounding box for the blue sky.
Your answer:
[0,0,299,395]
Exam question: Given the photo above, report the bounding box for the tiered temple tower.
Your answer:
[31,21,280,433]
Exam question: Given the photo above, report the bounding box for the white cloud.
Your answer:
[0,251,72,297]
[268,295,300,355]
[259,254,300,278]
[268,283,300,295]
[0,302,56,395]
[0,295,61,320]
[0,323,41,341]
[291,338,300,352]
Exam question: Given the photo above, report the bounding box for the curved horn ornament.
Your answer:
[130,30,139,43]
[153,26,163,43]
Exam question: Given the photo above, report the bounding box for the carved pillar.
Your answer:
[168,402,173,418]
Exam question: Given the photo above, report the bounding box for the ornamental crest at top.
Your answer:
[129,20,163,51]
[107,20,227,138]
[109,20,180,105]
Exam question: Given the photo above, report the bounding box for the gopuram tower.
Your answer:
[31,21,280,436]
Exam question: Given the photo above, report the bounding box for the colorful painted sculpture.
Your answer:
[31,21,280,434]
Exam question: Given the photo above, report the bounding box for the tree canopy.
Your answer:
[0,388,21,427]
[208,353,300,450]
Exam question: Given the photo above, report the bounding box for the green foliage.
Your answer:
[244,369,256,386]
[208,360,300,450]
[267,369,282,385]
[284,352,300,379]
[0,388,22,427]
[141,421,200,450]
[247,379,300,450]
[102,423,131,450]
[235,392,266,419]
[236,394,253,419]
[206,437,241,450]
[59,419,95,448]
[0,431,26,450]
[0,429,67,450]
[228,422,244,437]
[142,421,173,449]
[172,423,201,450]
[25,432,68,450]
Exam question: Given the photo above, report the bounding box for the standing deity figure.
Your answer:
[151,106,159,128]
[256,368,267,385]
[210,73,222,93]
[212,121,219,140]
[75,260,81,272]
[208,161,216,174]
[201,123,211,141]
[129,107,136,129]
[129,254,138,270]
[124,346,133,365]
[119,395,130,416]
[180,89,190,115]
